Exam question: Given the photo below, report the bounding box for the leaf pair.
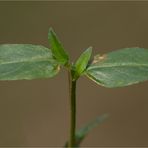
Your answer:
[0,28,148,88]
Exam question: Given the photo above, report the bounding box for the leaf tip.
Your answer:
[48,27,55,38]
[49,27,54,32]
[85,46,92,55]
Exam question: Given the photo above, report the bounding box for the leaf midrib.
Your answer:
[0,57,54,65]
[88,63,148,70]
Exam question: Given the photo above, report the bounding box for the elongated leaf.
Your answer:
[73,47,92,79]
[74,114,108,147]
[0,44,60,80]
[86,48,148,88]
[48,28,69,65]
[65,114,108,147]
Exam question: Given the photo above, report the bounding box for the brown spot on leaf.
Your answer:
[92,54,107,64]
[57,65,60,71]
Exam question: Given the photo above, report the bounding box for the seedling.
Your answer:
[0,28,148,147]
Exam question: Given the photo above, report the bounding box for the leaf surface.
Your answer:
[0,44,60,80]
[74,47,92,79]
[48,28,69,65]
[86,48,148,87]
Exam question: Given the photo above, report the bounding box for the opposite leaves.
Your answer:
[0,44,60,80]
[86,48,148,88]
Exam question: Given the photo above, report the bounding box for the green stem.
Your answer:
[68,70,77,147]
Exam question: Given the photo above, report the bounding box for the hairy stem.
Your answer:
[68,70,77,147]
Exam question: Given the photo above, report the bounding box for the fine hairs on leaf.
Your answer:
[0,28,148,147]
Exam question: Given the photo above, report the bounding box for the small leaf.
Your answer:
[73,47,92,80]
[64,114,108,147]
[74,114,108,147]
[0,44,60,80]
[48,28,69,65]
[86,48,148,88]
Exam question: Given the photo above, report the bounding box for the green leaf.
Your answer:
[0,44,60,80]
[48,28,69,65]
[73,47,92,80]
[74,114,108,147]
[65,114,108,147]
[86,48,148,88]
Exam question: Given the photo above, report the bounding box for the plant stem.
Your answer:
[68,70,77,147]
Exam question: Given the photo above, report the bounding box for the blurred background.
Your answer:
[0,1,148,147]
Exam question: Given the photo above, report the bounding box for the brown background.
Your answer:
[0,1,148,147]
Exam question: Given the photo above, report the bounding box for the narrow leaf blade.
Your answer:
[48,28,69,65]
[74,47,92,79]
[75,114,108,147]
[0,44,60,80]
[65,114,108,147]
[86,48,148,88]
